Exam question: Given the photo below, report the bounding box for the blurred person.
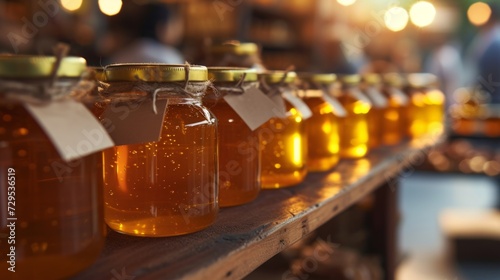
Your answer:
[464,3,500,104]
[105,2,184,64]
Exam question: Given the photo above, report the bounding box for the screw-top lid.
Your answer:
[0,55,86,78]
[208,67,258,82]
[340,74,361,85]
[407,73,438,88]
[258,71,297,84]
[383,73,404,87]
[105,63,208,82]
[298,73,337,85]
[362,73,381,85]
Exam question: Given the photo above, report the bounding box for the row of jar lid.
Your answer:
[0,55,438,89]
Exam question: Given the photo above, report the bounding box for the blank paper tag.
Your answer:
[365,87,388,108]
[389,88,409,106]
[101,98,168,146]
[282,90,312,119]
[322,89,347,117]
[24,100,114,162]
[223,87,283,131]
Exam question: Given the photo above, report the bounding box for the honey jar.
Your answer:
[361,73,387,149]
[381,73,409,145]
[102,64,218,236]
[0,56,107,279]
[258,71,307,188]
[297,73,342,172]
[336,75,372,159]
[204,67,261,207]
[423,74,445,135]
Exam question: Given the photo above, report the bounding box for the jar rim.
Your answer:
[208,67,258,82]
[0,55,86,78]
[339,74,361,85]
[258,71,297,84]
[361,73,381,85]
[104,63,208,82]
[298,73,337,85]
[209,41,259,55]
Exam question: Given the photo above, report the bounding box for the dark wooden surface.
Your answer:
[72,137,440,280]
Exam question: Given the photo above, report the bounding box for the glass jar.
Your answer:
[102,64,218,236]
[204,41,265,70]
[0,56,105,279]
[297,73,341,172]
[258,71,307,189]
[361,73,387,149]
[423,74,445,135]
[204,67,261,207]
[405,73,434,138]
[381,73,409,145]
[336,75,372,159]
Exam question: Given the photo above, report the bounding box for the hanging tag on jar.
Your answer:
[349,88,373,107]
[389,87,409,106]
[100,98,168,146]
[24,100,114,162]
[364,87,388,108]
[322,88,347,117]
[282,90,312,119]
[223,86,284,131]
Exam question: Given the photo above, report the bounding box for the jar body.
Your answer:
[259,104,307,189]
[406,88,428,138]
[367,107,384,148]
[0,102,104,280]
[303,95,339,171]
[424,88,445,135]
[381,88,407,145]
[103,97,218,236]
[338,89,370,158]
[204,90,261,207]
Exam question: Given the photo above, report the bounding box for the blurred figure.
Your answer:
[105,3,184,64]
[465,3,500,104]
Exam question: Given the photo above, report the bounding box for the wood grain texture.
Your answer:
[72,137,441,280]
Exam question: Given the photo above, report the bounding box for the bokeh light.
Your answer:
[60,0,83,12]
[385,7,409,32]
[98,0,123,16]
[410,1,436,27]
[468,2,492,26]
[337,0,356,6]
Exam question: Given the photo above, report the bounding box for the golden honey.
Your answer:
[298,73,340,172]
[405,74,428,138]
[337,75,371,159]
[258,71,307,188]
[424,81,445,135]
[0,56,104,280]
[361,74,386,149]
[381,73,409,145]
[204,68,261,207]
[102,64,218,237]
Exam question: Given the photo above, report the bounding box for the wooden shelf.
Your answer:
[72,137,441,280]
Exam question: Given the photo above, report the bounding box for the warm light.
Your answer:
[60,0,83,12]
[337,0,356,6]
[385,7,409,32]
[99,0,123,16]
[291,133,303,165]
[468,2,492,26]
[410,1,436,27]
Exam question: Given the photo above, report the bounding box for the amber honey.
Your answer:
[204,68,261,207]
[0,56,104,280]
[337,75,371,159]
[381,73,409,145]
[424,88,445,135]
[362,74,386,149]
[298,73,340,172]
[258,71,307,188]
[102,64,217,237]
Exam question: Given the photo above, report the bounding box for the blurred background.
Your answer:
[1,0,499,279]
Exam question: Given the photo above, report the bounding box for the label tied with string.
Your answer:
[100,96,168,146]
[364,86,388,108]
[223,86,282,131]
[282,89,312,119]
[389,87,409,106]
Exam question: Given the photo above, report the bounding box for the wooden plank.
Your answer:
[72,138,440,280]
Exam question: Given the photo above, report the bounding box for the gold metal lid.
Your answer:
[208,67,258,82]
[0,55,86,78]
[258,71,297,84]
[91,67,106,81]
[209,41,259,56]
[298,73,337,85]
[407,73,437,88]
[383,73,404,87]
[340,74,361,85]
[362,73,381,85]
[105,63,208,82]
